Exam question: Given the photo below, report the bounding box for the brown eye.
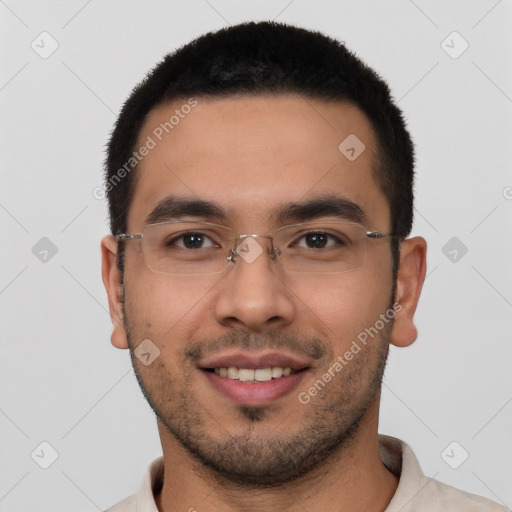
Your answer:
[295,232,346,249]
[308,233,329,248]
[165,232,217,249]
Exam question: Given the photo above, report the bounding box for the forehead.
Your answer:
[127,95,389,231]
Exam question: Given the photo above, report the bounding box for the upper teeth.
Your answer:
[214,367,292,381]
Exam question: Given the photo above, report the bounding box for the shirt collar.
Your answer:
[136,455,164,512]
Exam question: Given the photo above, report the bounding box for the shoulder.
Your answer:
[428,478,509,511]
[103,493,137,512]
[102,456,164,512]
[378,435,509,512]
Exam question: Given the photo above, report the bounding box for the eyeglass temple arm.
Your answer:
[115,234,143,241]
[366,231,396,239]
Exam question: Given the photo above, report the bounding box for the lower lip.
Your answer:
[202,369,308,406]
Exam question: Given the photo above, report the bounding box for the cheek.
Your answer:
[292,269,391,348]
[124,261,221,342]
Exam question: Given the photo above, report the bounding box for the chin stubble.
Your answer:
[122,290,392,488]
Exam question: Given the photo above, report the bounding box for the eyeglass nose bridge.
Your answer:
[226,233,282,265]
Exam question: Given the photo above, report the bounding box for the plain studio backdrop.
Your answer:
[1,1,511,510]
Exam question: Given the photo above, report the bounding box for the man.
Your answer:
[101,21,507,511]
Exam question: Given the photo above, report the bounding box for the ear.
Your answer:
[101,235,129,349]
[390,236,427,348]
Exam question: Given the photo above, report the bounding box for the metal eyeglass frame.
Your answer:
[115,220,394,274]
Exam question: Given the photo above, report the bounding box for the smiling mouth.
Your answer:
[203,366,307,382]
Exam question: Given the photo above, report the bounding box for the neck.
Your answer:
[154,400,398,512]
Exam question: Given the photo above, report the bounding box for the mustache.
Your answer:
[185,329,329,363]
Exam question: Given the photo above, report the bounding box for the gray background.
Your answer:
[1,0,511,510]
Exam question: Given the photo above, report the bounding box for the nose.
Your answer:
[213,235,295,332]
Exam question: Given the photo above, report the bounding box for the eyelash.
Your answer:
[167,231,345,249]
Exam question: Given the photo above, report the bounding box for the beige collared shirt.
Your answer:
[104,435,509,511]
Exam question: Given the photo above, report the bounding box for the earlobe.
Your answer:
[101,235,129,349]
[390,236,427,348]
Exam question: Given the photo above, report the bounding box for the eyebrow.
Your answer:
[145,194,369,227]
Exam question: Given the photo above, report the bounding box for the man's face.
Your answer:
[116,95,397,485]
